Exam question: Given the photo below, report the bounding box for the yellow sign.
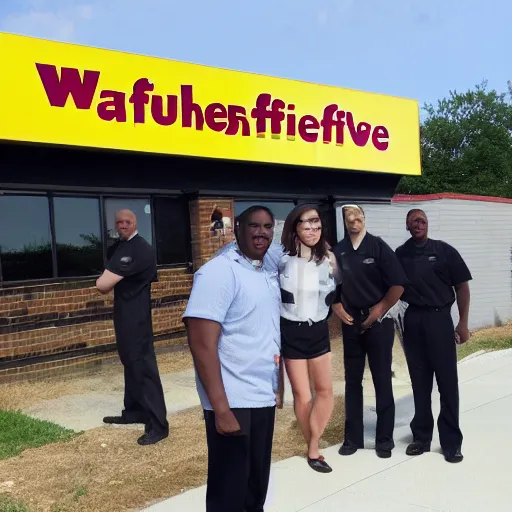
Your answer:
[0,32,421,176]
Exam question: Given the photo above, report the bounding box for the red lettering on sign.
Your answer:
[34,63,391,152]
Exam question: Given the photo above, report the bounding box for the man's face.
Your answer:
[238,210,274,260]
[344,207,365,235]
[115,211,137,240]
[296,209,322,247]
[407,211,428,241]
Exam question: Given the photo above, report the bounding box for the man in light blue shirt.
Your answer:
[183,205,282,512]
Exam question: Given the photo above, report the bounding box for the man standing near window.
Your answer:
[183,205,283,512]
[395,209,471,463]
[96,209,169,446]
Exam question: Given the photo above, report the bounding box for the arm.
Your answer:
[98,242,153,294]
[182,258,241,434]
[96,269,124,294]
[378,285,405,314]
[330,248,354,325]
[328,250,342,284]
[185,318,231,415]
[454,282,471,343]
[362,239,406,330]
[276,354,285,409]
[446,244,472,344]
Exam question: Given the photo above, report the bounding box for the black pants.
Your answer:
[342,314,395,451]
[116,336,169,435]
[403,306,462,454]
[204,407,276,512]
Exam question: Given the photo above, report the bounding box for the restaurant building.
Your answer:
[0,32,421,383]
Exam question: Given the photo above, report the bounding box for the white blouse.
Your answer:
[279,253,339,323]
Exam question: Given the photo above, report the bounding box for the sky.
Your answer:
[0,0,509,112]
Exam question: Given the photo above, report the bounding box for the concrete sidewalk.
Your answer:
[23,348,411,432]
[144,349,512,512]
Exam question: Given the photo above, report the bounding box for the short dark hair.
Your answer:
[281,203,328,263]
[234,205,275,244]
[406,208,426,221]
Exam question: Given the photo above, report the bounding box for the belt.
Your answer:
[408,304,451,313]
[280,317,327,327]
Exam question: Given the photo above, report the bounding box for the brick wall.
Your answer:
[189,197,235,268]
[0,268,193,383]
[0,196,341,384]
[0,197,237,384]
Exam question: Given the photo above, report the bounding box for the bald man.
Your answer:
[96,210,169,445]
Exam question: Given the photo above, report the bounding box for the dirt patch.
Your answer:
[0,397,345,512]
[0,350,195,412]
[471,322,512,341]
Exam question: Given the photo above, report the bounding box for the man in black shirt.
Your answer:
[395,209,471,463]
[332,205,407,459]
[96,209,169,446]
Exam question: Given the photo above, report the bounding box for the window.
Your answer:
[235,201,295,243]
[54,197,103,277]
[104,197,152,250]
[153,196,191,265]
[0,192,192,283]
[0,195,53,281]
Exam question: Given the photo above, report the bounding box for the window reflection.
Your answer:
[234,201,295,243]
[0,195,53,281]
[54,197,103,277]
[153,197,190,265]
[104,198,153,250]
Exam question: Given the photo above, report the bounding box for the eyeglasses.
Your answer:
[298,216,321,226]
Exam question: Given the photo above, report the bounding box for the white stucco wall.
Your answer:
[336,198,512,330]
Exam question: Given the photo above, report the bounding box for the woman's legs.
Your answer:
[284,358,313,445]
[307,352,334,459]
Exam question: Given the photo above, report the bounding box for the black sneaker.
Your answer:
[338,443,358,456]
[137,430,169,446]
[444,448,463,463]
[103,415,141,425]
[376,448,392,459]
[406,441,431,456]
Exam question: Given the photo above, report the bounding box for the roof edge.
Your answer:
[392,193,512,205]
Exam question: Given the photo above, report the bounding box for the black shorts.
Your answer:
[280,317,330,360]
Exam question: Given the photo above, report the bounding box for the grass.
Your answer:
[0,410,76,460]
[0,322,510,511]
[0,398,345,512]
[457,323,512,361]
[0,495,30,512]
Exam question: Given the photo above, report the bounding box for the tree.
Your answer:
[397,81,512,197]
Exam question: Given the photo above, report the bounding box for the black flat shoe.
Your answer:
[137,431,169,446]
[307,456,332,473]
[376,448,392,459]
[406,441,431,456]
[338,443,358,456]
[444,449,463,463]
[103,415,142,425]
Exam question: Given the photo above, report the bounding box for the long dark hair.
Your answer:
[281,203,328,263]
[234,205,276,245]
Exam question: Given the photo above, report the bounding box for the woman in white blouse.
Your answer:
[279,204,341,473]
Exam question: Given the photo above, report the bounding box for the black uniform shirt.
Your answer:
[106,234,157,344]
[395,238,472,308]
[333,232,408,310]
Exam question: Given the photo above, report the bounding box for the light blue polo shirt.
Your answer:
[183,245,281,410]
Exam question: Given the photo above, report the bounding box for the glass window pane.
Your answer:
[0,195,53,281]
[54,197,103,277]
[234,201,295,243]
[153,197,190,265]
[104,198,152,250]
